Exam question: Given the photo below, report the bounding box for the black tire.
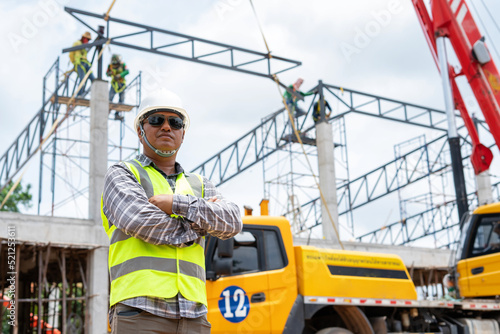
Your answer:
[316,327,354,334]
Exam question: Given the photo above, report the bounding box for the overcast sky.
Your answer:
[2,0,500,241]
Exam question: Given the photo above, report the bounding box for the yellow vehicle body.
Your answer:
[457,252,500,298]
[456,202,500,298]
[206,216,417,333]
[472,202,500,215]
[295,246,417,300]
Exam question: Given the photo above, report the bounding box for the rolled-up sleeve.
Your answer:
[102,163,201,246]
[172,177,242,240]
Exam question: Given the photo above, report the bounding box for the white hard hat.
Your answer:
[134,88,190,132]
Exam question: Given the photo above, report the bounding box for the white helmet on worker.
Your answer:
[134,88,190,132]
[134,88,190,158]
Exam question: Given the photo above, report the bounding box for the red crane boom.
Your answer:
[412,0,500,174]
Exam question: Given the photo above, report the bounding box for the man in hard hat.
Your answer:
[106,54,129,103]
[312,99,332,123]
[69,31,95,97]
[101,88,242,333]
[106,54,129,120]
[283,78,314,118]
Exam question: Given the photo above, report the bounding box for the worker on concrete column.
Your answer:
[312,99,332,123]
[101,88,242,333]
[106,54,129,120]
[283,78,313,117]
[69,31,95,97]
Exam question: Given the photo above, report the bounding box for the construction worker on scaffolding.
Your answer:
[283,78,313,118]
[107,54,129,103]
[69,31,95,97]
[101,88,242,333]
[312,99,332,123]
[106,54,129,120]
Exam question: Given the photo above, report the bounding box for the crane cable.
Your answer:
[248,0,344,249]
[1,1,116,211]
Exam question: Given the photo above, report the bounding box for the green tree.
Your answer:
[0,181,33,212]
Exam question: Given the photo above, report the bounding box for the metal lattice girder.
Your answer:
[355,177,500,247]
[285,134,451,222]
[0,57,141,193]
[191,82,457,187]
[340,134,449,211]
[62,7,301,79]
[0,59,63,191]
[322,83,456,131]
[190,109,293,184]
[355,199,459,247]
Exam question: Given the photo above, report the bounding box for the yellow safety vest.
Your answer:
[101,159,207,307]
[108,64,127,93]
[69,40,91,71]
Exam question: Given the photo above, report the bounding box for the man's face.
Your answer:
[82,37,90,44]
[138,110,185,155]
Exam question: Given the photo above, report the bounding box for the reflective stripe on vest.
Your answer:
[101,159,206,307]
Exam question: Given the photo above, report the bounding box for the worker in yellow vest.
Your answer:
[101,88,242,333]
[69,31,95,97]
[106,54,129,103]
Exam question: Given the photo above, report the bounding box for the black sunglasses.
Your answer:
[146,115,184,130]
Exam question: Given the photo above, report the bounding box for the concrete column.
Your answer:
[87,247,109,334]
[88,79,109,334]
[476,170,493,206]
[316,121,340,245]
[89,79,108,221]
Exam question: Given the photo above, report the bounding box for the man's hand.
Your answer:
[149,194,174,215]
[207,196,219,203]
[149,195,220,215]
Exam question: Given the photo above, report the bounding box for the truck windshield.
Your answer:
[470,216,500,257]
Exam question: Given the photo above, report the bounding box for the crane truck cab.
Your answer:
[205,211,500,334]
[456,202,500,298]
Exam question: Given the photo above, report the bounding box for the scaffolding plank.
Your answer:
[110,102,135,112]
[281,132,317,146]
[50,95,135,112]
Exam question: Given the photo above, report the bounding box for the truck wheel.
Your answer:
[316,327,354,334]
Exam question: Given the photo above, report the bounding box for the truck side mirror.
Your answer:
[217,238,234,258]
[213,258,233,277]
[208,238,234,280]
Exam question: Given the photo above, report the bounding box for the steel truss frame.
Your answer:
[0,56,141,216]
[191,81,456,187]
[191,81,497,246]
[62,7,301,81]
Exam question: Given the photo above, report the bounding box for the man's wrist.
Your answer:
[172,194,190,217]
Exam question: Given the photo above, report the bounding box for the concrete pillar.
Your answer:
[87,247,110,334]
[88,79,109,334]
[476,170,493,206]
[316,121,340,245]
[89,79,109,221]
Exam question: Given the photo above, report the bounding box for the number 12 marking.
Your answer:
[219,286,250,323]
[222,288,247,318]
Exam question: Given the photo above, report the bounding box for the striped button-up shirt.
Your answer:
[102,154,242,323]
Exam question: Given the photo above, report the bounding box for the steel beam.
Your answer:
[190,83,455,187]
[62,7,301,80]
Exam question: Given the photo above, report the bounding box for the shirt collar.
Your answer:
[136,154,184,176]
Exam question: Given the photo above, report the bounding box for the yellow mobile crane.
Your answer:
[204,201,500,334]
